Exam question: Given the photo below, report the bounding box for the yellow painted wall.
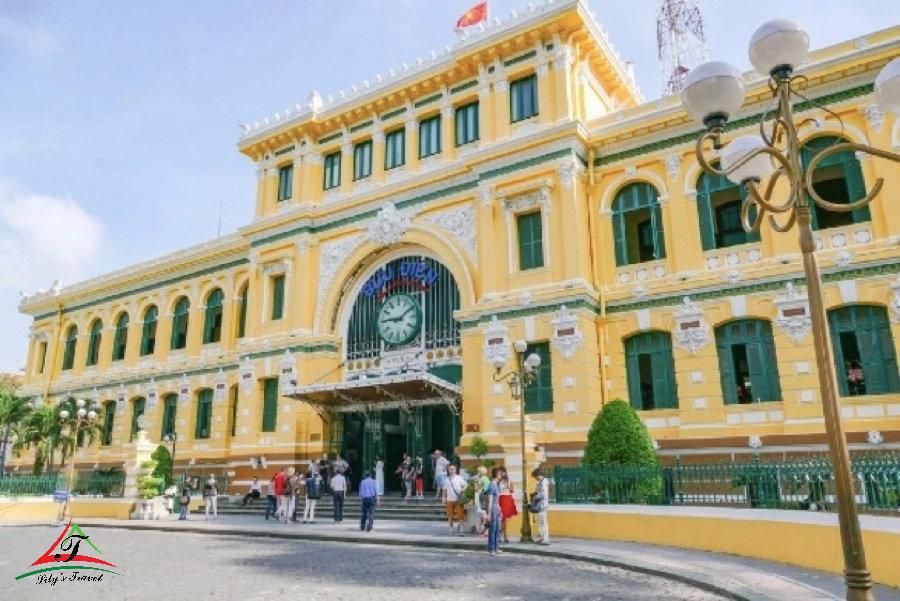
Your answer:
[548,506,900,589]
[0,499,134,522]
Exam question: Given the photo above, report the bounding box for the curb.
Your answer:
[82,521,751,601]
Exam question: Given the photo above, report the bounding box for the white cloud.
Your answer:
[0,180,104,294]
[0,15,57,57]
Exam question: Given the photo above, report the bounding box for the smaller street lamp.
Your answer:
[492,339,542,542]
[164,432,178,485]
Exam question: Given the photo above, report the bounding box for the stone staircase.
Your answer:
[217,493,448,522]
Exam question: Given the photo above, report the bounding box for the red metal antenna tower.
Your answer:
[656,0,709,96]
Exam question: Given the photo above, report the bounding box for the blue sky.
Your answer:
[1,0,896,373]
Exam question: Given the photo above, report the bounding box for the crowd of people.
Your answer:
[176,449,552,552]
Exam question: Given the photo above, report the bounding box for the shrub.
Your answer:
[151,445,173,487]
[583,399,661,503]
[136,460,163,499]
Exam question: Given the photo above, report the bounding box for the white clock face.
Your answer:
[377,294,422,346]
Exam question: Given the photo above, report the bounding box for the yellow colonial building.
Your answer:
[14,0,900,488]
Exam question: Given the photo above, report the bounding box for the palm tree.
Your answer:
[0,388,32,478]
[14,406,58,475]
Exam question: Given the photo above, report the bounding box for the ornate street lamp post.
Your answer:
[492,340,542,542]
[681,21,900,601]
[59,399,98,520]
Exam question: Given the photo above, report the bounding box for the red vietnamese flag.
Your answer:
[457,2,488,28]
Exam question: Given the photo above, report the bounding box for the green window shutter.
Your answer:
[203,289,223,344]
[112,314,128,361]
[827,309,850,397]
[141,307,157,356]
[195,389,213,439]
[419,116,441,158]
[62,327,77,370]
[516,211,544,270]
[170,298,189,350]
[624,338,643,410]
[524,343,552,413]
[354,140,372,180]
[130,398,145,440]
[510,75,538,123]
[843,155,871,224]
[271,275,285,320]
[696,174,717,251]
[323,152,341,190]
[277,164,293,201]
[102,404,115,446]
[385,129,406,169]
[612,211,627,266]
[650,201,666,260]
[875,308,900,393]
[262,378,279,432]
[454,102,479,146]
[86,321,102,367]
[652,336,678,409]
[237,286,248,339]
[716,337,737,405]
[160,395,177,440]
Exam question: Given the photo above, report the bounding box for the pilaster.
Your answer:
[551,37,574,121]
[404,108,420,172]
[477,65,495,141]
[477,185,499,295]
[492,61,511,140]
[441,98,456,162]
[534,42,553,125]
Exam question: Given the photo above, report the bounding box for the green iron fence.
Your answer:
[0,470,125,497]
[0,474,64,496]
[554,452,900,514]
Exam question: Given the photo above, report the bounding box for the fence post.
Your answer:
[676,456,685,505]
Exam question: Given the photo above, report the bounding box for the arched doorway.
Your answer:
[301,252,464,492]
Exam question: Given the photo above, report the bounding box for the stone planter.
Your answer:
[130,496,167,520]
[463,502,481,534]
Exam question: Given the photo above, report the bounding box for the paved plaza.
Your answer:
[2,525,725,601]
[2,516,899,600]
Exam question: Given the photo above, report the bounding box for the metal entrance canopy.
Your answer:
[284,372,461,416]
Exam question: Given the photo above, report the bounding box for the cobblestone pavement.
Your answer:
[0,526,728,601]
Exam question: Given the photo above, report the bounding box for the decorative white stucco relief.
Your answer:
[672,296,711,354]
[423,203,477,263]
[774,283,812,343]
[482,316,511,369]
[367,201,411,246]
[552,305,583,359]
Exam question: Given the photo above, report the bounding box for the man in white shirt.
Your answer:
[241,477,262,506]
[443,464,467,537]
[330,469,347,524]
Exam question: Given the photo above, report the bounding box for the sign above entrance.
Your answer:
[361,260,441,301]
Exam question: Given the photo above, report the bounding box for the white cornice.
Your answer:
[236,0,640,149]
[18,233,248,315]
[586,35,898,153]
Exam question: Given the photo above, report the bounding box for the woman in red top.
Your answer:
[497,467,517,544]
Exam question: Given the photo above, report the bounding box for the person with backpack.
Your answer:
[485,467,502,555]
[473,477,488,537]
[280,468,295,524]
[203,475,218,521]
[178,477,193,520]
[264,474,278,520]
[302,470,322,523]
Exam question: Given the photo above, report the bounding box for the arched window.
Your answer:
[828,305,900,397]
[130,397,146,441]
[800,136,871,231]
[141,305,158,356]
[236,283,248,339]
[624,331,678,410]
[101,401,116,446]
[86,319,103,367]
[160,393,178,440]
[611,182,666,266]
[715,319,782,404]
[170,297,190,350]
[195,389,213,440]
[203,289,224,344]
[62,325,78,371]
[112,312,129,362]
[696,168,759,250]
